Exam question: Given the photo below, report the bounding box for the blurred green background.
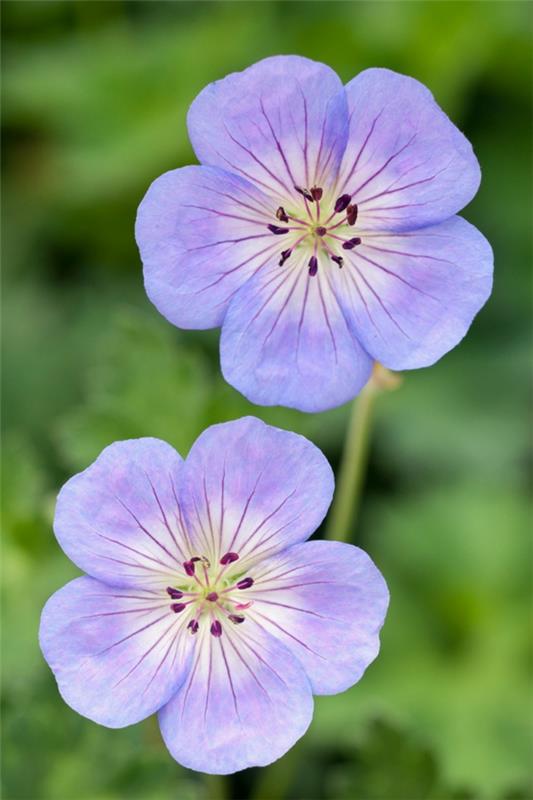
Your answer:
[2,1,531,799]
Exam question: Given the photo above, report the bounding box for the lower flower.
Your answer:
[39,417,389,774]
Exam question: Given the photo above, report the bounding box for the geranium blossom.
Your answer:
[39,417,388,774]
[136,56,493,412]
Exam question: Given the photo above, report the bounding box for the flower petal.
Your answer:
[337,68,481,231]
[220,255,373,411]
[247,540,389,694]
[178,417,334,564]
[187,55,348,199]
[136,165,280,329]
[39,577,193,727]
[54,439,187,589]
[158,619,313,773]
[335,216,493,370]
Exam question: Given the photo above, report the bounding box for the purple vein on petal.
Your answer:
[88,525,175,572]
[170,473,194,554]
[97,611,171,656]
[353,249,441,301]
[202,475,216,545]
[314,98,331,184]
[253,580,337,593]
[362,202,429,215]
[348,260,411,338]
[252,610,326,659]
[197,184,273,218]
[338,267,384,339]
[144,472,188,561]
[218,461,227,557]
[204,637,214,721]
[191,492,214,556]
[142,619,184,696]
[223,630,272,701]
[242,271,292,335]
[199,241,279,295]
[349,134,417,198]
[262,268,302,349]
[186,233,274,253]
[223,120,293,196]
[180,645,203,720]
[236,487,298,554]
[218,638,241,720]
[253,598,330,619]
[113,617,178,689]
[80,604,168,621]
[253,561,315,586]
[364,242,455,266]
[226,470,265,553]
[209,142,287,197]
[235,628,289,688]
[86,550,174,577]
[244,514,305,564]
[259,97,298,188]
[316,274,339,362]
[215,248,282,311]
[181,204,272,227]
[295,81,310,187]
[113,495,183,568]
[337,109,384,194]
[322,267,373,350]
[296,271,312,366]
[357,165,449,206]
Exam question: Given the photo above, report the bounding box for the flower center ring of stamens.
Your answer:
[166,550,254,637]
[267,185,362,275]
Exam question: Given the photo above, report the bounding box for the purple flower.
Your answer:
[39,417,388,774]
[136,57,493,412]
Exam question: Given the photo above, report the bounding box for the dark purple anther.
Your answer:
[294,185,314,202]
[166,587,184,599]
[210,620,223,637]
[229,614,245,624]
[342,237,362,250]
[276,206,289,222]
[268,224,290,235]
[346,204,358,226]
[220,551,240,565]
[188,619,199,634]
[171,602,187,613]
[310,186,323,201]
[334,194,352,213]
[206,592,219,602]
[236,577,254,590]
[315,226,327,237]
[331,255,344,268]
[183,560,196,576]
[308,256,318,277]
[279,249,292,266]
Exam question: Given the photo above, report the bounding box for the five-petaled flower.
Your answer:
[136,56,493,413]
[39,417,389,774]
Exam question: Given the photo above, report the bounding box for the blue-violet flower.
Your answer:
[39,417,389,774]
[136,56,493,412]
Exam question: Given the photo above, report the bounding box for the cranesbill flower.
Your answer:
[136,57,493,412]
[39,417,388,774]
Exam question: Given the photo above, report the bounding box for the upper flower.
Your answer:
[39,417,389,774]
[136,56,493,412]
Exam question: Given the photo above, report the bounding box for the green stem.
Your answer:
[326,378,379,541]
[203,774,228,800]
[252,739,304,800]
